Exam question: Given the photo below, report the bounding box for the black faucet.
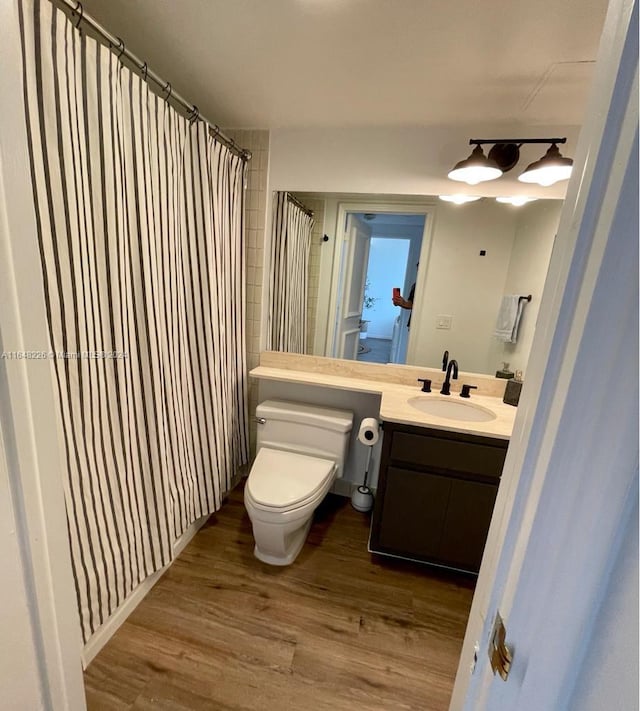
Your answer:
[442,350,449,372]
[440,359,458,395]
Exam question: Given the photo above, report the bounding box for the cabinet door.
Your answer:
[438,478,498,572]
[378,466,451,558]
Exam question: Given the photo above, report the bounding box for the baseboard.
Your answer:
[81,514,208,668]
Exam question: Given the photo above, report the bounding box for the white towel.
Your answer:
[494,295,524,343]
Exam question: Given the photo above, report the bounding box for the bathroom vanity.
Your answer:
[369,422,507,573]
[250,351,517,575]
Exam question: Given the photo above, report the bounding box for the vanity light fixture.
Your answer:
[448,138,573,187]
[495,196,539,206]
[439,195,482,204]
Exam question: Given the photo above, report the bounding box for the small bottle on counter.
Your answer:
[503,370,523,407]
[495,361,515,379]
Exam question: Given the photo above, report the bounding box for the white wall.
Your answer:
[490,201,562,375]
[410,200,518,374]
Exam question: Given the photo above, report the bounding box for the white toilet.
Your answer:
[244,400,353,566]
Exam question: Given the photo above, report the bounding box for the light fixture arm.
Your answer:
[469,138,567,146]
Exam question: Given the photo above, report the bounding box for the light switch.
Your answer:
[436,315,453,330]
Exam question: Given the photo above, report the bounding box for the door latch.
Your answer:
[489,611,513,681]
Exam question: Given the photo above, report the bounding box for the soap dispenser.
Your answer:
[503,370,523,406]
[495,362,515,379]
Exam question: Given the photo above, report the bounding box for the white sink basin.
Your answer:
[408,396,497,422]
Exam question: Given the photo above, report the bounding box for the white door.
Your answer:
[335,214,371,359]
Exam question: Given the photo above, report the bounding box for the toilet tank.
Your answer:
[255,400,353,478]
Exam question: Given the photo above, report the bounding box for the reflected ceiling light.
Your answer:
[518,143,573,186]
[448,138,572,188]
[439,195,482,204]
[447,145,502,185]
[496,196,539,206]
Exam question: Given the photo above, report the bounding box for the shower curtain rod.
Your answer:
[55,0,251,162]
[287,193,314,218]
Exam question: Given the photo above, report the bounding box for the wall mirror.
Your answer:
[269,192,563,377]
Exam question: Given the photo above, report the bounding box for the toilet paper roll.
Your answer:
[357,417,380,446]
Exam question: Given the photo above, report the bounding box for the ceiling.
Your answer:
[78,0,608,130]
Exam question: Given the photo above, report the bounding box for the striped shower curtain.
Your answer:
[18,0,249,643]
[267,192,314,352]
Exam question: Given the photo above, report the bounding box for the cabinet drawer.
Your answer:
[390,431,506,478]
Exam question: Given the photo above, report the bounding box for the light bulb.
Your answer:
[519,144,573,186]
[448,145,502,185]
[439,195,482,205]
[496,196,539,206]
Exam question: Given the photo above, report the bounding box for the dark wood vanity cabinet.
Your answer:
[370,422,508,574]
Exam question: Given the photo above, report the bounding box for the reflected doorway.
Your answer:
[332,211,425,364]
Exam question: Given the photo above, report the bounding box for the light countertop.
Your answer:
[250,366,517,440]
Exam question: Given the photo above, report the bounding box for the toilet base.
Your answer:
[253,518,312,566]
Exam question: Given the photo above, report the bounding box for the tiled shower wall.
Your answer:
[225,129,269,453]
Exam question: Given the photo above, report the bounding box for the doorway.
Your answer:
[331,208,428,363]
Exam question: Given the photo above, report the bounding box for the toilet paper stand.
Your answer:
[351,435,376,513]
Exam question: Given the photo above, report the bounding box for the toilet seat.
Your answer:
[246,447,336,512]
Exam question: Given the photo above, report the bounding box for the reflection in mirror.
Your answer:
[268,193,562,377]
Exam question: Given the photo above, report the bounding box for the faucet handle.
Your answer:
[417,378,432,393]
[442,350,449,371]
[460,384,478,398]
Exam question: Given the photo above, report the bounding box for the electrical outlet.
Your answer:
[436,315,453,330]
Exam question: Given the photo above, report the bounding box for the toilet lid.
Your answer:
[247,448,336,510]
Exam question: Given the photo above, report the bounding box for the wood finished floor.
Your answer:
[84,482,475,711]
